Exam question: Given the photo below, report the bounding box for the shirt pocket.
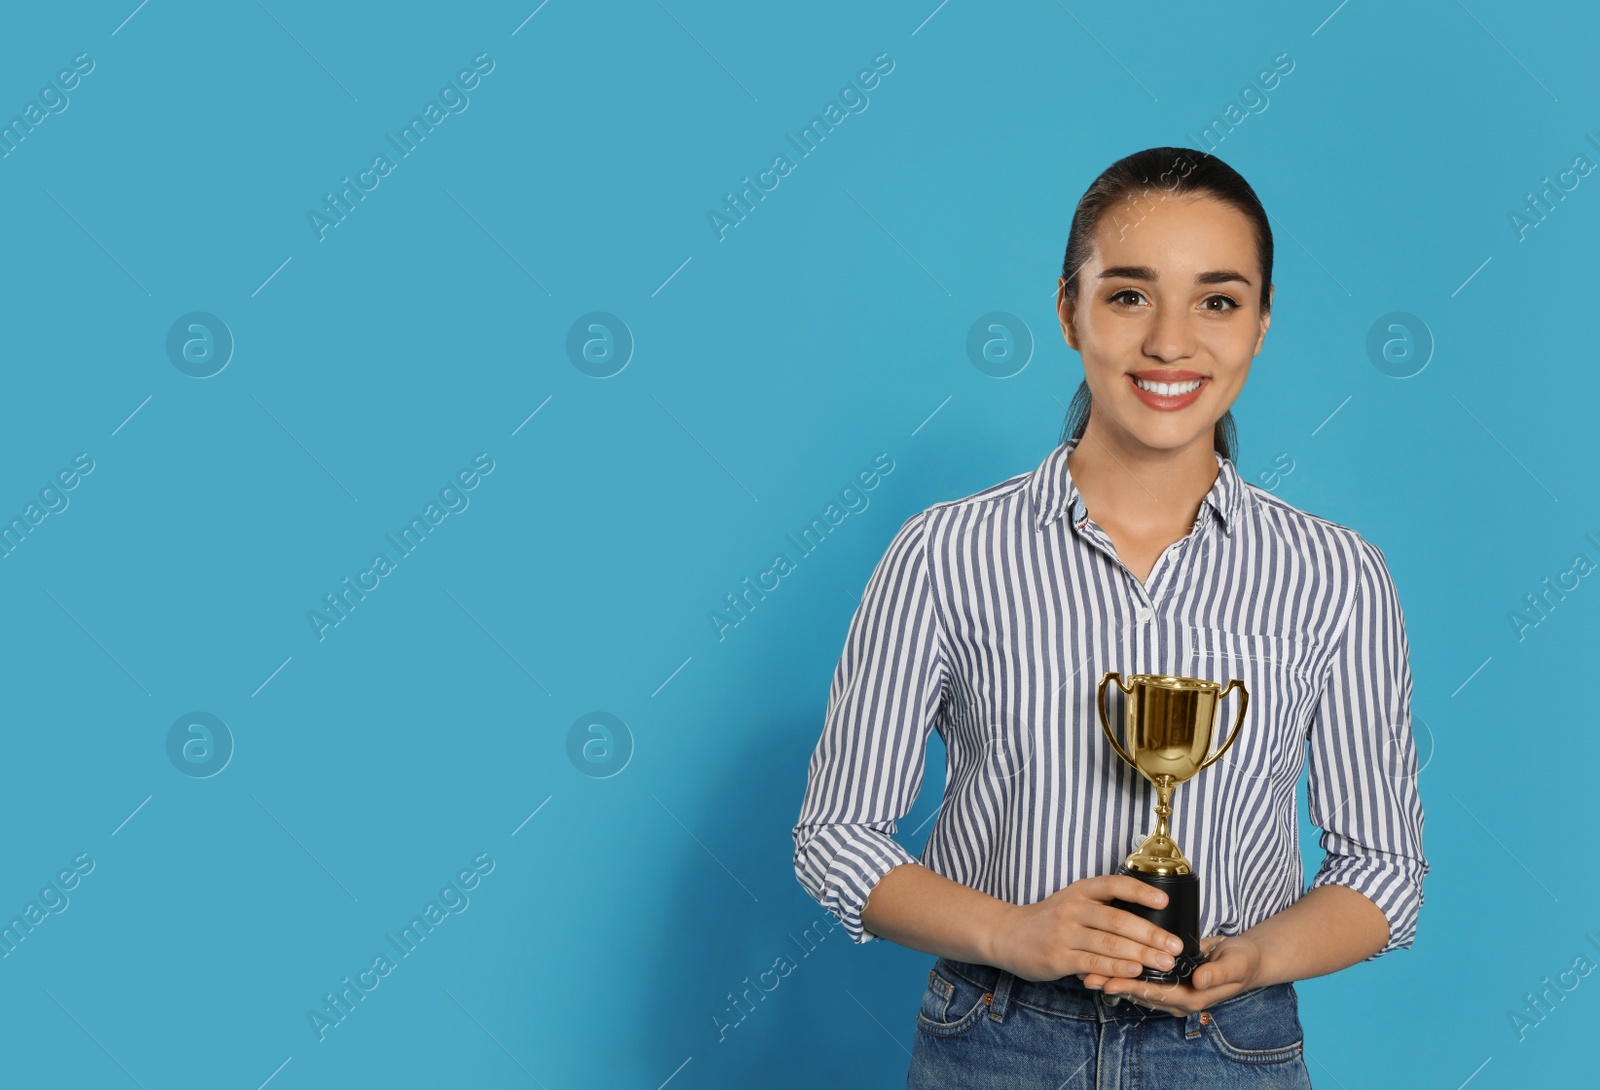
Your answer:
[1179,625,1322,783]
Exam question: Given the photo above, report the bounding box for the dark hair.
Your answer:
[1056,147,1273,464]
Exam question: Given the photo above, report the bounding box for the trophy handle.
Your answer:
[1096,672,1137,767]
[1196,678,1248,773]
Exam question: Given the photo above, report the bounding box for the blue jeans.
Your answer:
[908,956,1313,1088]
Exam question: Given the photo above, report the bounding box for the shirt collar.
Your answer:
[1029,437,1243,536]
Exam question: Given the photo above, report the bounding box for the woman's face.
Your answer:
[1057,191,1272,456]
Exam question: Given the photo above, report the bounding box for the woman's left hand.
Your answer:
[1077,934,1265,1017]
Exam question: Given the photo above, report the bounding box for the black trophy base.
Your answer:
[1109,867,1204,985]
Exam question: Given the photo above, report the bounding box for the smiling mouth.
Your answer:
[1125,373,1208,410]
[1130,376,1205,396]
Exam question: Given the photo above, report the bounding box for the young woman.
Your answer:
[792,147,1427,1086]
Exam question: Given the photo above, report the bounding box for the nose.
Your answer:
[1142,303,1196,362]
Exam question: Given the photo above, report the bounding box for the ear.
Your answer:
[1058,276,1080,351]
[1253,284,1274,355]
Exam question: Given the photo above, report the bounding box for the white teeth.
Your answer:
[1134,377,1202,397]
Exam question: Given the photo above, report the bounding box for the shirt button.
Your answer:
[1135,604,1153,623]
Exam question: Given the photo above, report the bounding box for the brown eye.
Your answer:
[1203,295,1239,312]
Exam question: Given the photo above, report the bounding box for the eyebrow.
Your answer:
[1097,265,1253,287]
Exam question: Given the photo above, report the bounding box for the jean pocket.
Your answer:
[915,964,990,1038]
[1202,984,1304,1064]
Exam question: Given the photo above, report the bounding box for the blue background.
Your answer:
[0,1,1594,1086]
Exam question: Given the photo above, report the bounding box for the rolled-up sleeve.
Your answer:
[792,510,949,943]
[1305,536,1429,957]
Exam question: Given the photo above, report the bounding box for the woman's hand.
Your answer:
[987,875,1188,983]
[1077,934,1265,1016]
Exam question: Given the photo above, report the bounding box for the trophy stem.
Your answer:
[1152,774,1175,844]
[1125,773,1192,876]
[1117,767,1203,983]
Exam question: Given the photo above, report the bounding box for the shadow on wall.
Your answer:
[627,662,948,1085]
[616,443,1003,1084]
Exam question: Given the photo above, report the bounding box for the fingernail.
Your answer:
[1167,938,1183,954]
[1160,955,1175,969]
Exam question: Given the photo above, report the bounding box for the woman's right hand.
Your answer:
[986,875,1186,983]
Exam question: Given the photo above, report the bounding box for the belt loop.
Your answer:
[985,968,1016,1022]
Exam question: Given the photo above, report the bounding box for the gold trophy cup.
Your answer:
[1096,671,1247,984]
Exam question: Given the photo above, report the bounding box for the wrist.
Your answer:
[1231,929,1282,988]
[976,899,1015,969]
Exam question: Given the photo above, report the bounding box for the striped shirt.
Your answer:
[792,438,1427,956]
